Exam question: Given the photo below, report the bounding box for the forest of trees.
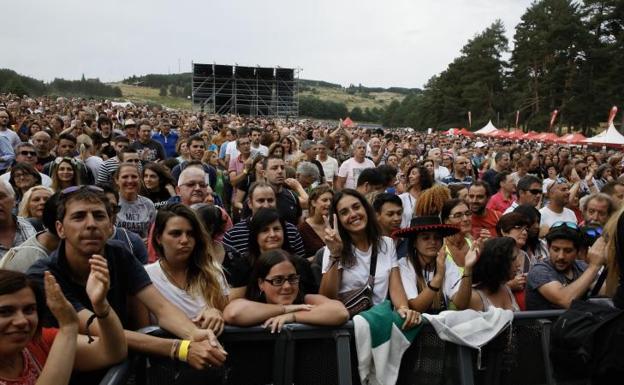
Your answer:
[384,0,624,134]
[0,69,122,98]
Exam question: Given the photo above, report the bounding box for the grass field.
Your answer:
[300,86,405,110]
[111,82,404,112]
[110,83,192,110]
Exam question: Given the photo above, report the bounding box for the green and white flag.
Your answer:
[353,300,422,385]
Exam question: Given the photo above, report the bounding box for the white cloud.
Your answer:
[0,0,533,88]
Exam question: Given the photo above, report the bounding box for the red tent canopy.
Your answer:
[534,133,559,142]
[521,131,539,140]
[556,133,586,144]
[342,117,355,128]
[507,130,525,139]
[459,128,475,137]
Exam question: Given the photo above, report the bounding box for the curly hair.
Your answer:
[472,237,516,293]
[415,184,451,216]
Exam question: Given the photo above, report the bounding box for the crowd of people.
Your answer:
[0,93,623,384]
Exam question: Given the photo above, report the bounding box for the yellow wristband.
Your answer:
[178,340,191,362]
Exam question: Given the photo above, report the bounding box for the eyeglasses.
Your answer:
[264,274,300,287]
[125,159,141,163]
[60,185,104,197]
[449,211,472,219]
[527,189,542,195]
[19,151,36,157]
[181,181,208,189]
[551,221,579,231]
[511,225,529,232]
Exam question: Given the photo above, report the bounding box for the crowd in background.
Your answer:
[0,93,623,384]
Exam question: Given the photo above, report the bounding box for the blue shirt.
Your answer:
[152,131,179,158]
[0,136,14,171]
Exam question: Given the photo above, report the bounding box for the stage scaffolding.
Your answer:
[191,63,299,117]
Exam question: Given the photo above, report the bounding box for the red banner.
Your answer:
[549,109,559,130]
[608,106,618,125]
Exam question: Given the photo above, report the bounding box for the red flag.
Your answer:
[468,111,472,128]
[549,109,559,130]
[608,106,618,125]
[515,110,520,128]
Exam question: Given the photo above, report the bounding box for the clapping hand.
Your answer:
[45,271,79,330]
[86,255,110,315]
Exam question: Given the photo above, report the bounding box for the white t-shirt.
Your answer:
[539,206,578,228]
[318,156,339,183]
[398,192,417,228]
[225,141,240,161]
[83,155,104,180]
[145,262,229,320]
[434,166,450,182]
[251,144,268,157]
[0,128,21,149]
[322,236,398,305]
[337,157,376,190]
[398,256,460,304]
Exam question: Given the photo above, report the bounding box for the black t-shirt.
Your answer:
[27,240,152,327]
[276,188,302,225]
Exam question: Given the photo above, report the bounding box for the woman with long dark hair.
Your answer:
[398,164,434,228]
[224,250,349,332]
[9,163,41,206]
[394,216,476,313]
[140,162,176,208]
[468,237,521,311]
[319,189,419,326]
[50,158,82,192]
[147,204,228,332]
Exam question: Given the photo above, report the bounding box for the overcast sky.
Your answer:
[2,0,533,88]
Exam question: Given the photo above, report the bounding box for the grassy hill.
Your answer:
[110,82,191,110]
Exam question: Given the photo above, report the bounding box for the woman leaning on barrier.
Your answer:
[144,204,229,334]
[224,249,349,333]
[318,189,420,328]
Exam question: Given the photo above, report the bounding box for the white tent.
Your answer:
[474,120,498,135]
[584,123,624,145]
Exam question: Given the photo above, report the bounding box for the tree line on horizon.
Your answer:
[0,70,122,98]
[385,0,624,134]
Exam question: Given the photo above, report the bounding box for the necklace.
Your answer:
[159,260,188,291]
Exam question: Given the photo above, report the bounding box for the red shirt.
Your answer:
[471,208,501,239]
[1,328,57,385]
[486,191,515,213]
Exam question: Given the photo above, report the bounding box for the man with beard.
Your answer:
[467,181,500,239]
[579,193,614,228]
[171,135,217,189]
[264,156,304,225]
[540,178,577,229]
[526,224,606,310]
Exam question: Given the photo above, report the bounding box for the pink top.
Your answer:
[486,191,514,213]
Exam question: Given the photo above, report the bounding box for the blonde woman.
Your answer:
[18,185,53,223]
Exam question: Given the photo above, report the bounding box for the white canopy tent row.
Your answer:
[584,123,624,145]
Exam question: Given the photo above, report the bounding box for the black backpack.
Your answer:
[550,299,624,379]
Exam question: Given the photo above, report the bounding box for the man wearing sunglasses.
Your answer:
[526,223,606,310]
[504,175,543,214]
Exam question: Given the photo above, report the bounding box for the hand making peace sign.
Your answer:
[323,214,343,257]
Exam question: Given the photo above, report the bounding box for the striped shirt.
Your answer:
[96,156,119,186]
[222,219,306,259]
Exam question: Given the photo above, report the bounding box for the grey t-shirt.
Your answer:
[0,233,49,273]
[116,195,156,238]
[526,259,588,310]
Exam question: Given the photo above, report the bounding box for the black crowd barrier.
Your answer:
[124,309,596,385]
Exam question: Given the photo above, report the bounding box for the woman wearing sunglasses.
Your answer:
[224,249,349,333]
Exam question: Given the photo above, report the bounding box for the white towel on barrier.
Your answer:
[422,307,513,359]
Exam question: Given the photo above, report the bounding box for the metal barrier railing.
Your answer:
[130,310,581,385]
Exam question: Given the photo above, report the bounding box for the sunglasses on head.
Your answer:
[551,221,579,231]
[60,185,104,197]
